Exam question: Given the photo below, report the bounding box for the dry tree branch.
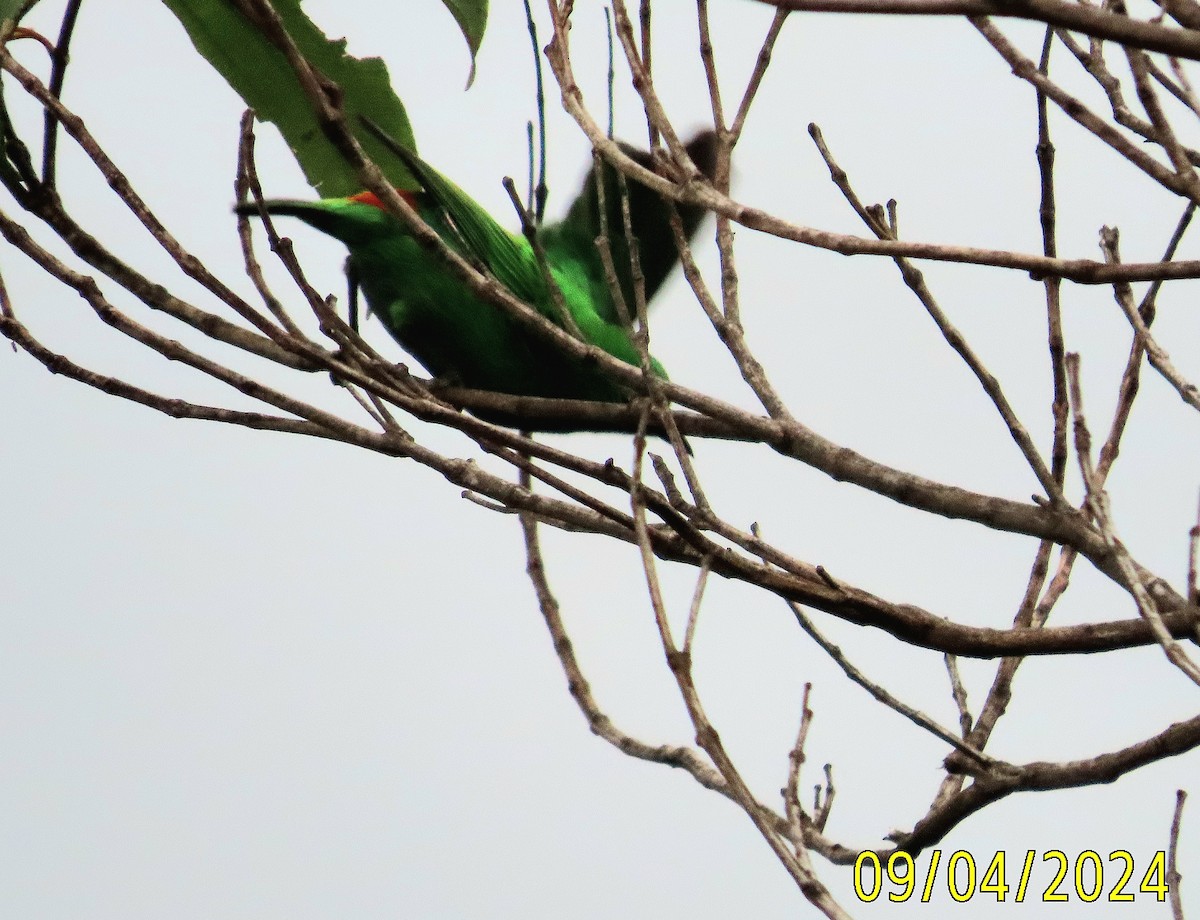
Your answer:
[756,0,1200,62]
[1127,45,1200,200]
[808,122,1064,505]
[813,764,835,833]
[5,0,1199,886]
[695,0,727,134]
[931,538,1068,811]
[1099,226,1200,416]
[219,4,1200,593]
[1168,52,1200,113]
[0,0,1192,666]
[1063,31,1200,167]
[516,469,727,790]
[730,8,790,142]
[1190,496,1200,605]
[1168,789,1188,920]
[1034,31,1070,490]
[1066,351,1200,688]
[545,8,1200,284]
[520,478,852,867]
[235,111,307,339]
[38,0,81,184]
[971,19,1194,201]
[625,468,850,916]
[1095,208,1197,481]
[617,0,796,423]
[933,34,1076,812]
[929,32,1078,815]
[0,294,321,437]
[909,711,1200,854]
[783,683,816,833]
[611,166,698,484]
[1154,55,1200,118]
[172,0,1200,668]
[789,602,997,766]
[1159,0,1200,31]
[0,48,300,351]
[944,654,972,737]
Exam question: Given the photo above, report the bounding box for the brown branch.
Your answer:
[1100,227,1200,417]
[224,0,1198,583]
[1095,211,1196,482]
[756,0,1200,62]
[5,56,1198,664]
[944,654,973,737]
[235,111,306,339]
[730,8,790,141]
[1190,495,1200,605]
[790,602,997,765]
[909,711,1200,854]
[0,49,299,350]
[0,308,321,438]
[1159,0,1200,31]
[1127,45,1200,200]
[972,19,1193,202]
[620,425,849,916]
[516,472,727,791]
[783,683,815,834]
[545,19,1200,284]
[1054,32,1200,173]
[1067,352,1200,687]
[808,122,1063,505]
[1169,789,1187,920]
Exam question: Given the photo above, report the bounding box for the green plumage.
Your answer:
[237,133,716,420]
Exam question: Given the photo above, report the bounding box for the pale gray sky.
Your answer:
[3,1,1199,917]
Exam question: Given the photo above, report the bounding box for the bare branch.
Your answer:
[789,601,998,765]
[757,0,1200,62]
[809,122,1064,505]
[1169,789,1188,920]
[1067,351,1200,687]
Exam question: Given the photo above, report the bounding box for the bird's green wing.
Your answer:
[390,145,544,305]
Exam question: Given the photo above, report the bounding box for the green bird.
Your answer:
[237,132,716,425]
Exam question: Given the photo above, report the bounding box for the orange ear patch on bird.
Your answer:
[349,188,419,211]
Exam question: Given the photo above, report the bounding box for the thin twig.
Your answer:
[40,0,82,184]
[1103,233,1200,416]
[515,467,727,790]
[1095,211,1196,482]
[784,683,815,831]
[1189,495,1200,604]
[1055,31,1200,169]
[234,110,306,338]
[971,20,1192,201]
[1168,789,1187,920]
[544,21,1200,281]
[730,8,789,141]
[521,0,548,223]
[1036,30,1069,489]
[944,655,972,737]
[789,602,998,766]
[1126,45,1200,200]
[809,122,1064,504]
[695,0,727,132]
[0,49,297,348]
[1066,352,1200,687]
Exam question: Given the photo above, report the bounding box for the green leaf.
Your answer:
[161,0,416,197]
[439,0,488,88]
[0,0,35,29]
